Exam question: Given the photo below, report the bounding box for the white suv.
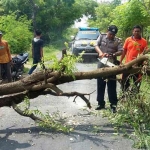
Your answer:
[70,27,100,61]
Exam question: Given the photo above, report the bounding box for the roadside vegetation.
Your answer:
[0,0,150,149]
[100,75,150,149]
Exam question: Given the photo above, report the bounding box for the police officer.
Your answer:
[94,25,123,113]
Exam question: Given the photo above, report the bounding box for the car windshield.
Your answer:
[75,31,99,40]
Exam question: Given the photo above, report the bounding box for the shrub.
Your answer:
[0,13,32,54]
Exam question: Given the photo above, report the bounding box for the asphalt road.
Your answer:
[0,61,140,150]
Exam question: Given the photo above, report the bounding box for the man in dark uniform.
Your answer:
[94,25,123,113]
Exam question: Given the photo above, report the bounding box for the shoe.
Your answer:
[111,106,117,113]
[95,105,105,110]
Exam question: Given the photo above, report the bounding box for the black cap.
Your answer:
[108,25,118,35]
[0,31,3,35]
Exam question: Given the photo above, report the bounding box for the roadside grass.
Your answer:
[100,76,150,149]
[24,42,65,73]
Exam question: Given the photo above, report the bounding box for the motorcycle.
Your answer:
[1,52,29,81]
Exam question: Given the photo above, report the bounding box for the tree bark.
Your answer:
[0,54,149,108]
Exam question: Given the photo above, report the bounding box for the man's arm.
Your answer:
[120,49,127,64]
[142,40,149,55]
[94,35,107,58]
[95,46,104,58]
[113,38,123,57]
[113,51,122,57]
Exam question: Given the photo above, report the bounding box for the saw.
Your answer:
[97,57,116,67]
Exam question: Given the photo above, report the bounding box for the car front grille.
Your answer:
[84,49,96,53]
[81,44,87,46]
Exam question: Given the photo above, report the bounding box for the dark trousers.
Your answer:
[28,58,45,75]
[0,62,12,82]
[121,73,141,92]
[97,61,118,107]
[97,76,118,107]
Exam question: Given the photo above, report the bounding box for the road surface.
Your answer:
[0,62,140,150]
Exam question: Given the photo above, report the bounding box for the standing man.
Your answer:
[0,31,12,82]
[95,25,123,113]
[120,25,148,92]
[28,29,45,75]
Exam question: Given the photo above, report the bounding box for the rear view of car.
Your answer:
[70,27,100,62]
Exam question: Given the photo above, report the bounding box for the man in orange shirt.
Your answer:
[0,31,12,82]
[120,25,148,92]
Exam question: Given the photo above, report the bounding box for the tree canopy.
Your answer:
[0,0,98,42]
[0,13,32,53]
[112,0,150,38]
[88,0,150,39]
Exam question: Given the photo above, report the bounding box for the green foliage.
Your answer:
[88,0,122,33]
[88,2,114,32]
[26,41,82,79]
[62,27,78,41]
[25,40,83,81]
[0,13,32,54]
[112,0,150,38]
[37,111,73,133]
[0,0,98,42]
[88,0,150,39]
[44,42,82,79]
[18,97,73,133]
[102,76,150,149]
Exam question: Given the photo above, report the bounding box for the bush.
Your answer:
[108,75,150,149]
[0,13,32,54]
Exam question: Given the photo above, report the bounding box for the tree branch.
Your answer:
[0,55,149,108]
[12,101,44,122]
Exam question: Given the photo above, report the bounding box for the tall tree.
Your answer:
[0,0,98,42]
[88,2,115,32]
[112,0,150,38]
[88,0,122,33]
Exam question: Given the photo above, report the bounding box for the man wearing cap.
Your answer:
[94,25,123,113]
[0,31,12,82]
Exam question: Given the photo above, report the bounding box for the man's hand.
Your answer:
[100,53,114,58]
[98,53,108,58]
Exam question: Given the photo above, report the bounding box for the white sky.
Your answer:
[74,15,88,28]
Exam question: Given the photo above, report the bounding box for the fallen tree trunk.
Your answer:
[0,53,149,108]
[0,49,149,122]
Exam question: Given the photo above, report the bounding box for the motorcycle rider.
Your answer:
[0,31,12,82]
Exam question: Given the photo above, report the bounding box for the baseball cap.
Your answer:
[108,25,118,35]
[0,31,3,35]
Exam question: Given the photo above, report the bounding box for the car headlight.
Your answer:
[90,41,96,46]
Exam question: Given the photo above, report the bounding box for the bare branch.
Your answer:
[12,101,44,122]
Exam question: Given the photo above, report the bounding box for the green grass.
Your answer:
[24,41,66,73]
